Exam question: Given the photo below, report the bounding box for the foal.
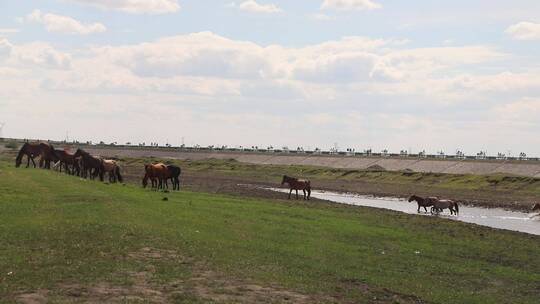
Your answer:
[281,175,311,200]
[430,198,459,215]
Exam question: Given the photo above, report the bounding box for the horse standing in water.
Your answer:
[73,149,102,179]
[281,175,311,200]
[429,198,459,215]
[100,159,123,183]
[15,142,57,168]
[143,163,169,190]
[531,203,540,219]
[408,195,437,213]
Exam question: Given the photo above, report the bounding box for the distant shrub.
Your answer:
[4,141,18,149]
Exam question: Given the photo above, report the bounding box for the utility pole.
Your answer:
[0,122,5,139]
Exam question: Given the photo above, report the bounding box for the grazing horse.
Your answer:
[54,149,80,175]
[408,195,438,213]
[143,163,168,189]
[165,165,182,190]
[15,142,57,168]
[73,149,102,179]
[429,198,459,215]
[281,175,311,200]
[100,159,123,183]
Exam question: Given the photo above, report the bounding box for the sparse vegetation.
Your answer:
[4,141,18,150]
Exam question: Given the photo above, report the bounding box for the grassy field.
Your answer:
[1,159,540,303]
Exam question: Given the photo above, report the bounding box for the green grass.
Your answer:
[1,161,540,303]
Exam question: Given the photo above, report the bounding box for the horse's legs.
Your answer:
[288,189,292,199]
[295,189,299,200]
[303,189,306,200]
[26,155,31,168]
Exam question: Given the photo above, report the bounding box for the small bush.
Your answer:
[4,141,18,150]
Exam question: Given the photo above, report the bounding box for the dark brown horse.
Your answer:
[53,149,80,175]
[15,142,57,168]
[143,163,168,189]
[281,175,311,200]
[429,198,459,215]
[165,165,181,190]
[408,195,438,213]
[73,149,101,179]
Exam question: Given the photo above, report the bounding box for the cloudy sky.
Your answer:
[1,0,540,156]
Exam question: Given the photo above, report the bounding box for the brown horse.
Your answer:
[281,175,311,200]
[408,195,438,213]
[143,163,168,189]
[53,149,80,175]
[100,159,123,183]
[15,142,57,168]
[429,198,459,215]
[73,149,102,179]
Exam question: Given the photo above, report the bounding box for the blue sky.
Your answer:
[1,0,540,156]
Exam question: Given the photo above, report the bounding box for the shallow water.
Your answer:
[267,187,540,236]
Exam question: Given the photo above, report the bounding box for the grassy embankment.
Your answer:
[1,159,539,303]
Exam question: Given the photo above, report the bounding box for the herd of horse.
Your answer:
[15,142,537,216]
[15,142,180,190]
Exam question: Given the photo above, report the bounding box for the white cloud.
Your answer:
[2,40,72,69]
[0,38,13,59]
[505,22,540,41]
[67,0,180,14]
[26,10,106,35]
[0,28,20,34]
[321,0,382,11]
[15,42,72,69]
[239,0,282,14]
[311,13,335,21]
[3,32,537,155]
[495,98,540,122]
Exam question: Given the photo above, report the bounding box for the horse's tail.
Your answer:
[115,165,123,183]
[454,202,459,214]
[15,143,27,167]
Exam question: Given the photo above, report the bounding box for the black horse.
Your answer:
[408,194,438,213]
[166,165,182,190]
[73,149,101,180]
